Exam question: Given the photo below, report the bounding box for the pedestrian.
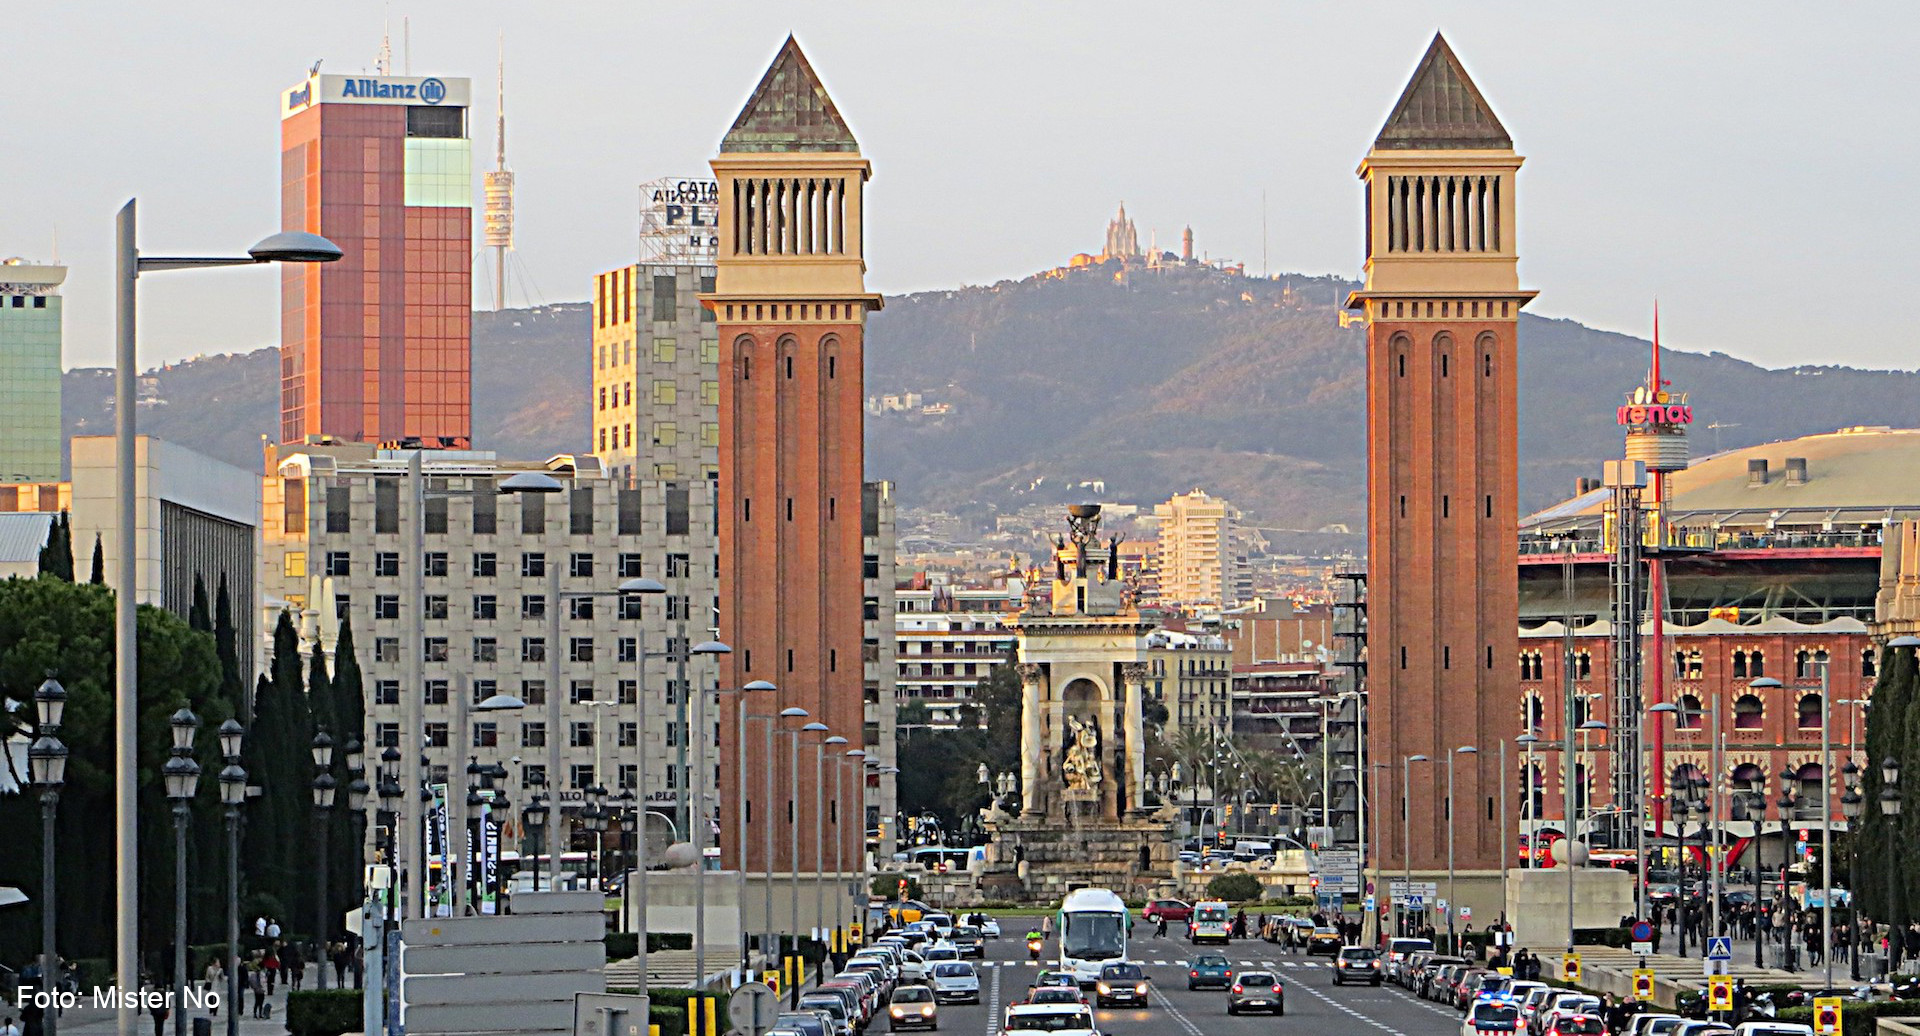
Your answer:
[255,916,267,939]
[285,939,305,991]
[335,941,352,987]
[267,918,282,942]
[249,960,267,1019]
[204,957,224,1017]
[145,980,169,1036]
[1155,914,1168,938]
[1,1015,21,1036]
[263,945,281,995]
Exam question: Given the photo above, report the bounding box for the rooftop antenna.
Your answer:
[375,18,391,74]
[403,16,411,76]
[483,33,516,311]
[1261,189,1268,279]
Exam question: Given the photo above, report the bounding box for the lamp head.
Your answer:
[311,729,334,768]
[343,737,365,773]
[780,707,810,719]
[802,722,829,733]
[1888,635,1920,649]
[1884,756,1902,788]
[1455,745,1478,755]
[745,680,778,692]
[497,471,565,494]
[247,230,343,264]
[346,777,371,813]
[476,693,529,712]
[691,640,732,656]
[618,577,667,595]
[825,735,848,746]
[34,675,65,731]
[170,706,201,753]
[312,772,337,809]
[1748,676,1784,689]
[1408,754,1429,763]
[219,763,248,806]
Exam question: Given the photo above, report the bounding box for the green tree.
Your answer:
[1860,640,1915,924]
[329,623,368,925]
[88,533,105,585]
[36,510,73,581]
[213,575,245,720]
[245,610,317,933]
[0,577,225,962]
[189,574,212,633]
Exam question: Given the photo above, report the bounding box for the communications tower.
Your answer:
[483,37,514,311]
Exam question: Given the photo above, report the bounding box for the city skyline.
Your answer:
[2,2,1915,373]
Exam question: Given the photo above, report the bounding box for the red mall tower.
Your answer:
[705,39,878,882]
[279,73,474,446]
[1350,35,1534,896]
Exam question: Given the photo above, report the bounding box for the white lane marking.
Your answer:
[1288,980,1410,1036]
[1148,987,1207,1036]
[983,964,1001,1036]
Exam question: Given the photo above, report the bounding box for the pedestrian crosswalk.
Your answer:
[979,959,1331,970]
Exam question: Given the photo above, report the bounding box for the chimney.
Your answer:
[1748,459,1769,486]
[1785,457,1809,485]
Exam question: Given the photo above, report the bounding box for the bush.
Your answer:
[871,873,922,900]
[286,988,362,1036]
[650,932,694,952]
[1572,926,1633,948]
[605,932,639,959]
[1206,874,1265,903]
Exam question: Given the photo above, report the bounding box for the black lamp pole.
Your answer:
[166,708,202,1036]
[1881,758,1903,978]
[217,718,248,1036]
[30,676,68,1036]
[1841,761,1863,981]
[311,731,336,988]
[1779,767,1798,972]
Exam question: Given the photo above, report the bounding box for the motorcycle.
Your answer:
[1028,937,1044,961]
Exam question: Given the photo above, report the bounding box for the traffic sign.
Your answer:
[1706,936,1733,961]
[762,970,781,998]
[729,983,780,1036]
[1388,880,1438,902]
[1631,969,1654,1001]
[1632,941,1653,956]
[1630,920,1654,942]
[1562,953,1581,983]
[1813,996,1843,1035]
[850,922,863,945]
[1459,906,1472,922]
[1436,898,1449,915]
[1363,895,1376,912]
[1408,895,1425,911]
[1708,974,1733,1013]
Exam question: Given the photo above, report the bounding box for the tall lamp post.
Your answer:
[1778,767,1800,971]
[688,639,732,986]
[114,207,341,1035]
[1446,745,1477,954]
[216,719,248,1036]
[341,738,368,990]
[1841,763,1864,981]
[787,720,829,1005]
[1880,757,1903,978]
[311,732,336,988]
[769,708,809,972]
[725,679,777,972]
[839,748,866,946]
[29,677,68,1036]
[1740,770,1768,969]
[818,735,847,950]
[1517,732,1539,871]
[525,793,549,893]
[1399,754,1429,939]
[164,708,201,1036]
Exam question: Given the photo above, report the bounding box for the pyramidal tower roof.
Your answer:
[721,36,859,154]
[1373,33,1511,151]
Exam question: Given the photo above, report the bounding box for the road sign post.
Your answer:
[728,982,780,1036]
[1708,974,1733,1015]
[1562,953,1581,983]
[1631,969,1654,1001]
[1813,996,1843,1035]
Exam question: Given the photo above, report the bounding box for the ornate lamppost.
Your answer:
[311,732,336,987]
[1841,761,1863,981]
[165,708,202,1036]
[217,719,248,1036]
[29,676,67,1036]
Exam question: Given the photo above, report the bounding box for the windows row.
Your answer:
[366,634,698,665]
[314,483,690,538]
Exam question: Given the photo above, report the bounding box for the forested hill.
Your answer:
[62,266,1920,529]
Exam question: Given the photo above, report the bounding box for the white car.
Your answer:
[930,961,980,1004]
[979,918,1001,938]
[1733,1025,1814,1036]
[1002,1003,1098,1036]
[1461,1000,1522,1036]
[1624,1014,1686,1036]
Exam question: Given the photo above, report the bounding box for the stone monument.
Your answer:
[983,504,1178,902]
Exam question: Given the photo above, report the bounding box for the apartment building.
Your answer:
[894,582,1023,727]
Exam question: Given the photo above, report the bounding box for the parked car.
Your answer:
[1186,954,1233,990]
[798,993,855,1036]
[1542,1014,1608,1036]
[929,962,980,1005]
[887,985,939,1031]
[1731,1024,1814,1036]
[1333,945,1383,986]
[1094,962,1149,1009]
[1227,970,1285,1016]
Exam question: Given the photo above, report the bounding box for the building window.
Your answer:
[472,679,495,703]
[521,680,546,705]
[521,492,546,536]
[375,680,400,705]
[473,594,498,620]
[424,552,449,577]
[1678,694,1704,729]
[1749,651,1765,678]
[571,680,596,704]
[571,722,595,748]
[374,595,400,620]
[666,485,689,536]
[569,596,595,621]
[522,722,547,749]
[473,722,498,748]
[374,638,400,664]
[570,488,594,535]
[474,637,498,663]
[1734,694,1764,730]
[619,552,644,578]
[325,550,351,576]
[619,594,644,620]
[653,380,677,406]
[619,764,638,790]
[1796,649,1813,679]
[522,594,547,620]
[618,722,638,748]
[570,765,595,790]
[1865,649,1878,678]
[1732,650,1749,678]
[570,637,595,662]
[374,480,399,534]
[424,680,449,705]
[618,637,638,664]
[569,552,595,578]
[653,275,677,320]
[522,552,546,578]
[654,338,676,364]
[425,723,449,748]
[375,722,400,748]
[618,679,637,704]
[1797,693,1823,730]
[375,552,400,578]
[473,552,497,577]
[652,422,678,447]
[326,486,351,534]
[424,595,449,620]
[472,484,497,534]
[522,638,547,663]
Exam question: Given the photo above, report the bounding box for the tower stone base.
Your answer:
[983,812,1178,905]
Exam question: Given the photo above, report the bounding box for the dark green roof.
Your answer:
[1374,33,1511,151]
[721,36,859,154]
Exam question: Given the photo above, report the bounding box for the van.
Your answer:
[1233,839,1275,861]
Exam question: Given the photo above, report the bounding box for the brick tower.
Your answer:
[705,38,879,881]
[1349,35,1534,899]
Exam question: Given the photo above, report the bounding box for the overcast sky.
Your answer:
[5,1,1916,373]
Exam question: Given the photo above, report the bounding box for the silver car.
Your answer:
[930,961,980,1004]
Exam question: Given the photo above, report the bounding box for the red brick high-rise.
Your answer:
[705,39,878,879]
[279,73,473,446]
[1350,35,1534,891]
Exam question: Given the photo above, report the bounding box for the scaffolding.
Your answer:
[1604,461,1646,855]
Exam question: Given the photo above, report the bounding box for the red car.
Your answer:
[1142,899,1193,923]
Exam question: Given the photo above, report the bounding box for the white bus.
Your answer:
[1057,888,1129,987]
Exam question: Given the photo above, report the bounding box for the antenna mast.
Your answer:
[482,33,515,311]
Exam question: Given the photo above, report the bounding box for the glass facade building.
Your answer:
[0,260,65,482]
[279,74,474,447]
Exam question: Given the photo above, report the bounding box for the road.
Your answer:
[859,924,1467,1036]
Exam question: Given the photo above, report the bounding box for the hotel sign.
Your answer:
[640,176,720,263]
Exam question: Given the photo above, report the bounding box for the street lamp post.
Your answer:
[1881,757,1903,978]
[29,677,68,1036]
[525,793,549,893]
[217,719,248,1036]
[1779,767,1799,971]
[341,738,367,991]
[114,207,340,1035]
[311,731,336,989]
[612,574,665,993]
[771,708,809,969]
[840,749,866,946]
[1841,763,1864,981]
[688,640,733,985]
[1741,771,1768,969]
[1400,754,1429,939]
[1517,733,1539,872]
[1447,746,1477,954]
[819,735,849,956]
[165,708,202,1036]
[788,721,828,1005]
[1573,719,1610,954]
[727,679,777,973]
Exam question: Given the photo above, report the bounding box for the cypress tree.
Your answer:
[244,611,318,931]
[1862,641,1915,924]
[330,623,368,924]
[89,533,104,584]
[37,511,73,581]
[189,574,212,633]
[214,575,246,721]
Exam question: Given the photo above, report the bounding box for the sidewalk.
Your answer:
[46,979,339,1035]
[1567,943,1830,1009]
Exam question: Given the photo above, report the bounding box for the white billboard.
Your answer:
[639,177,720,264]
